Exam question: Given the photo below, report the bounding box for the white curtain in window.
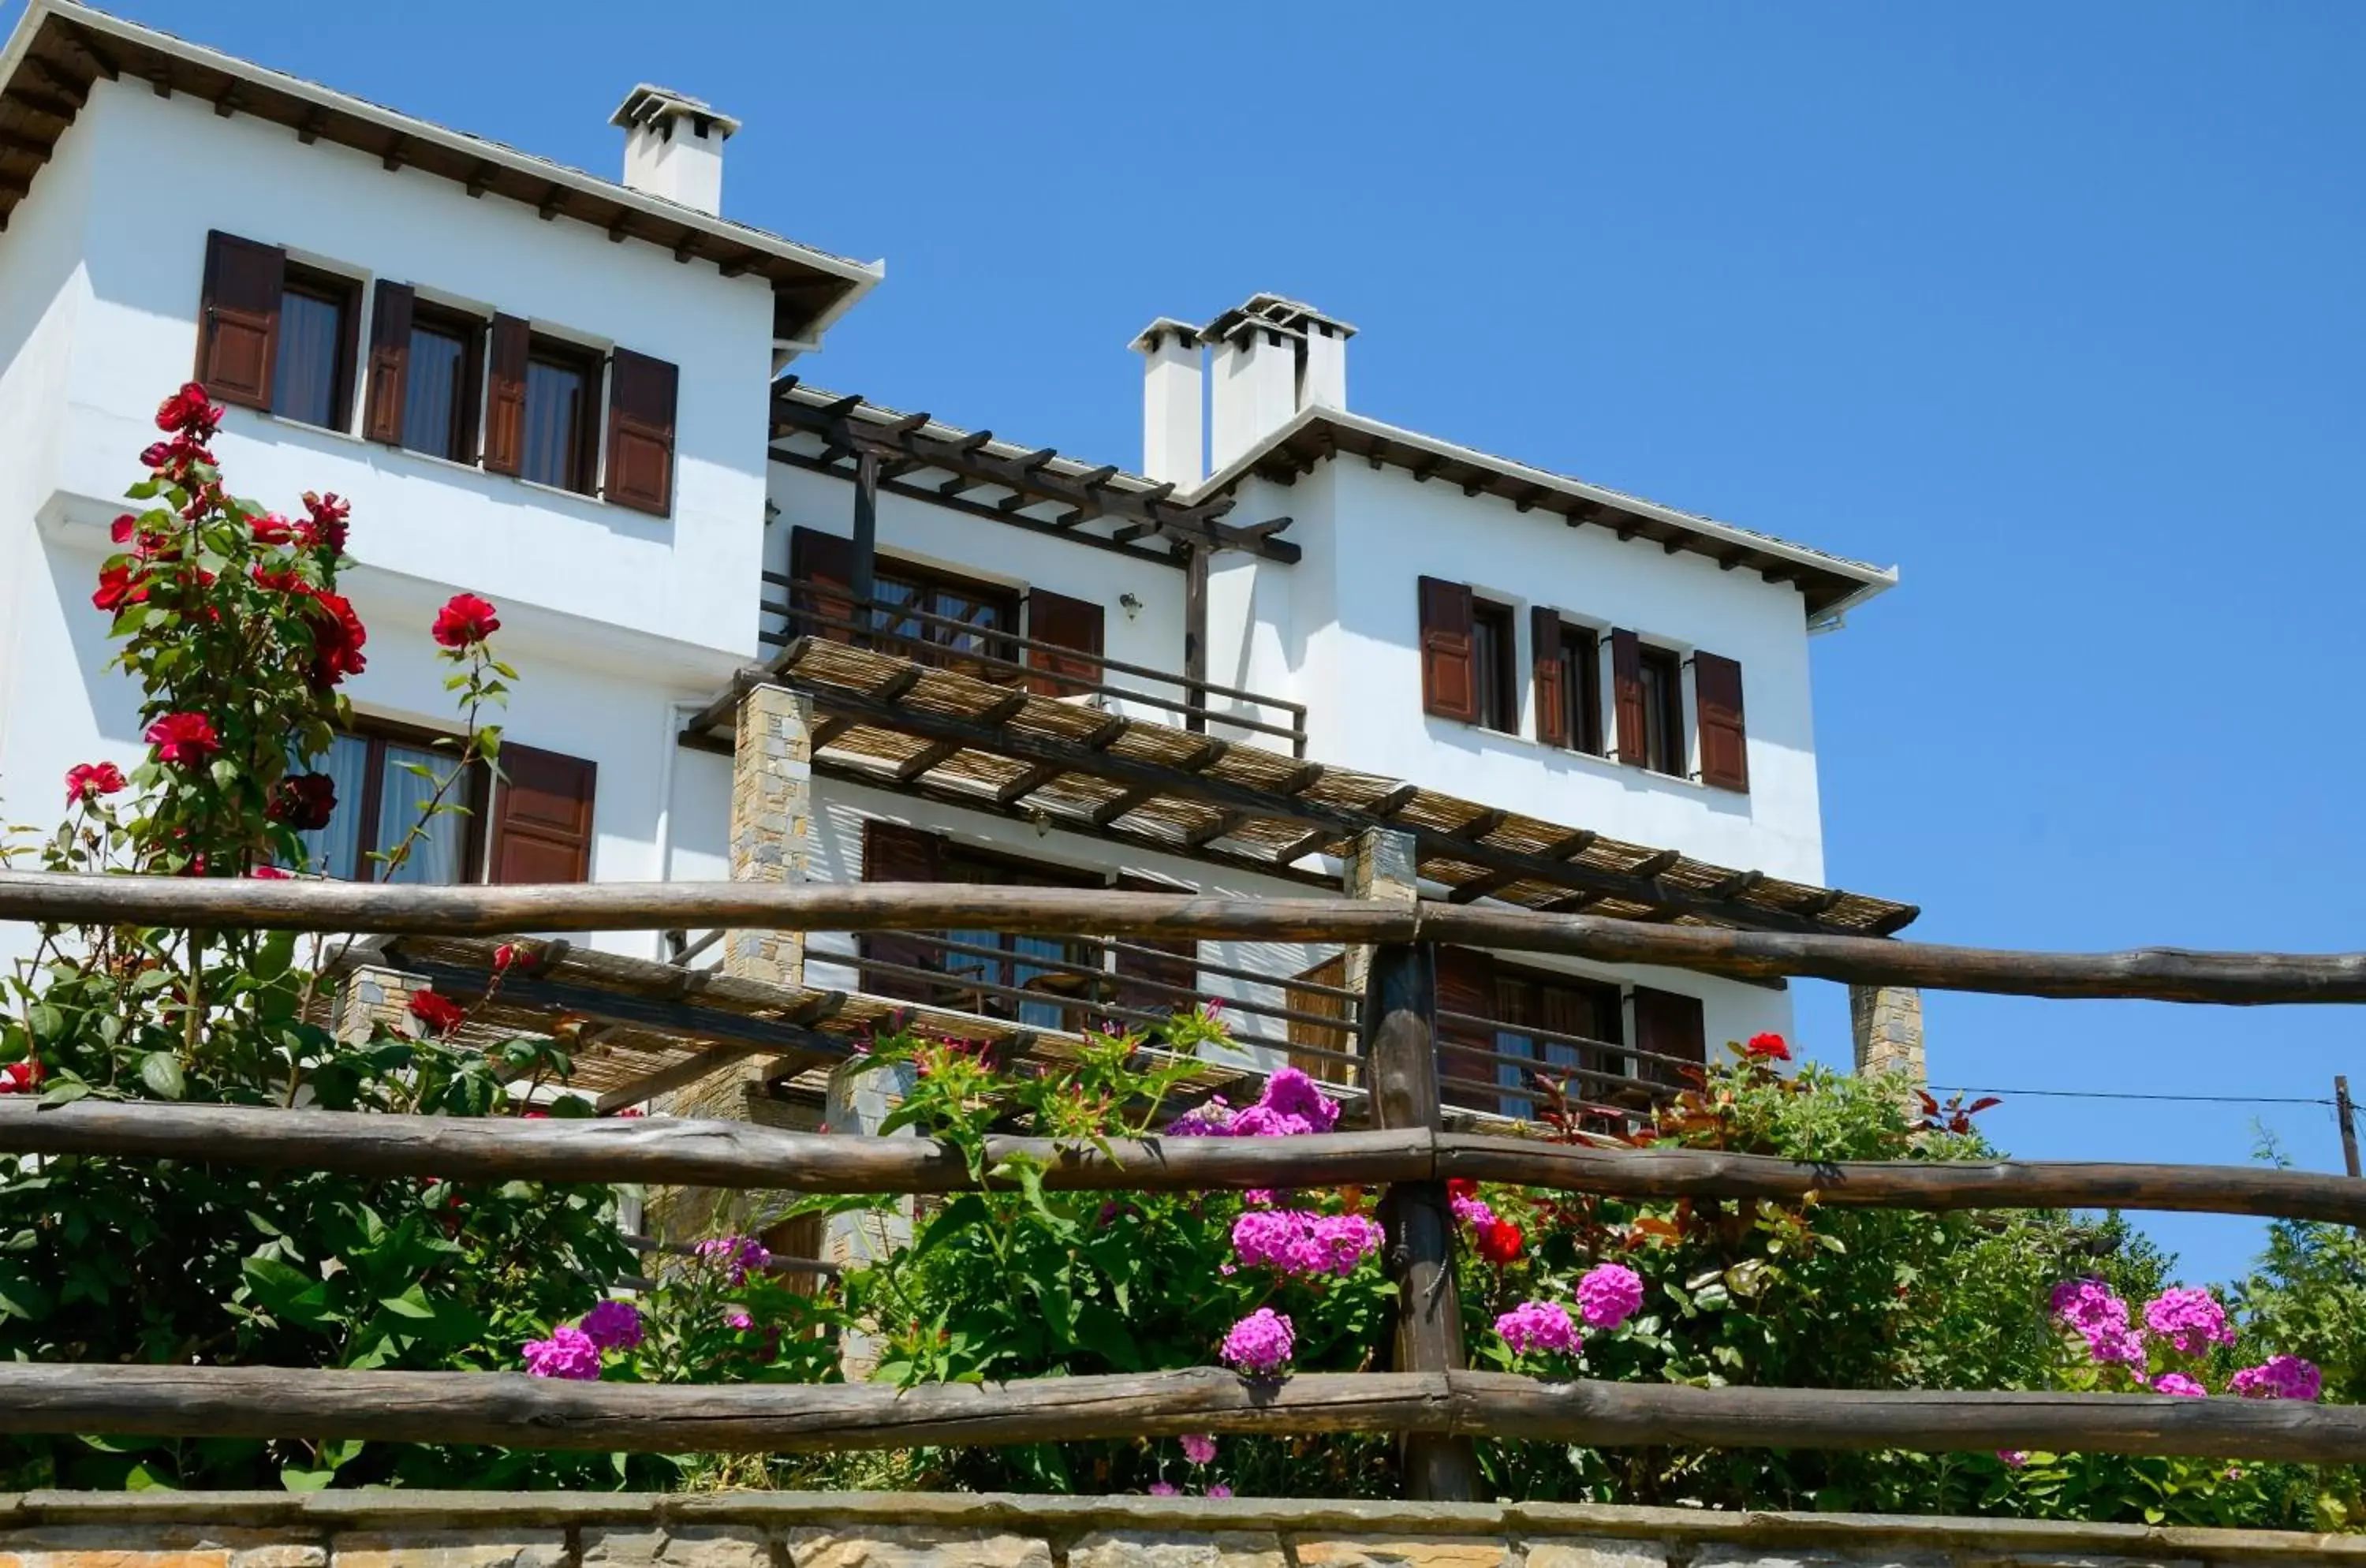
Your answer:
[294,734,371,879]
[374,741,463,885]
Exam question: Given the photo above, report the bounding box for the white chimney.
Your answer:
[1201,295,1357,472]
[1130,319,1205,487]
[609,84,741,215]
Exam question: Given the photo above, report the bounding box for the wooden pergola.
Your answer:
[684,637,1919,939]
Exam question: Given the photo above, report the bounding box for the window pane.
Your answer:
[404,323,468,461]
[522,357,588,490]
[294,733,371,879]
[374,742,465,884]
[1495,1028,1535,1119]
[1011,935,1067,1031]
[273,288,345,428]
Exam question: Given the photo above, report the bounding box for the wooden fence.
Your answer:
[2,869,2364,1499]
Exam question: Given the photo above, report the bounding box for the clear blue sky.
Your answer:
[28,2,2366,1285]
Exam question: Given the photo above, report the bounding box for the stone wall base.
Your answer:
[0,1490,2353,1567]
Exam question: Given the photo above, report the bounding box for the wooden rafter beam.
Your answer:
[765,660,1853,934]
[1445,831,1597,907]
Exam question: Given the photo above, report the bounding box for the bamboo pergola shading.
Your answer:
[682,637,1920,939]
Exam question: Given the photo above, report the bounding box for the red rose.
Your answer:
[145,711,219,767]
[298,491,350,554]
[155,381,223,439]
[0,1060,43,1095]
[65,761,128,806]
[110,514,139,546]
[248,866,291,879]
[1446,1178,1478,1202]
[431,592,500,650]
[93,563,151,613]
[1476,1219,1524,1267]
[250,513,294,546]
[493,943,521,973]
[1744,1032,1792,1062]
[301,588,368,689]
[407,990,468,1037]
[267,771,338,831]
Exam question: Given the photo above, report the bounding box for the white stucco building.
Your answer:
[0,3,1916,1144]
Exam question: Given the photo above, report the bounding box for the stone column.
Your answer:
[647,681,815,1243]
[1850,984,1926,1084]
[723,681,813,987]
[1338,829,1419,1088]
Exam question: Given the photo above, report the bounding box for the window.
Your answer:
[522,337,602,493]
[1491,966,1625,1122]
[1468,597,1517,734]
[872,559,1022,678]
[292,726,485,884]
[401,302,484,464]
[1636,644,1685,776]
[270,266,358,431]
[856,822,1096,1030]
[1557,624,1603,754]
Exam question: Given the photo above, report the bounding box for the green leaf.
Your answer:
[378,1285,435,1320]
[278,1467,337,1491]
[25,1002,62,1041]
[125,1462,177,1491]
[208,758,241,790]
[38,1077,90,1107]
[139,1051,186,1101]
[241,1253,336,1329]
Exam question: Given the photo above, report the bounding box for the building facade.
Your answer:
[0,3,1920,1196]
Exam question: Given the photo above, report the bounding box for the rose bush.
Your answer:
[0,390,750,1491]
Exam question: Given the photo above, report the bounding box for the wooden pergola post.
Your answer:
[1182,539,1209,733]
[1364,939,1480,1501]
[849,447,879,641]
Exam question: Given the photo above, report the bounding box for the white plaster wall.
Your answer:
[1209,461,1828,883]
[766,464,1239,739]
[0,79,774,970]
[43,78,778,659]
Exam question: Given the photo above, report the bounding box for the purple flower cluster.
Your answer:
[2230,1355,2322,1402]
[1450,1193,1497,1230]
[521,1325,602,1380]
[1170,1068,1340,1139]
[2051,1279,2145,1368]
[2142,1287,2235,1357]
[1495,1300,1582,1356]
[579,1299,644,1352]
[1221,1308,1296,1375]
[696,1234,772,1286]
[1577,1264,1646,1330]
[1230,1209,1383,1279]
[1181,1433,1217,1465]
[2151,1372,2208,1398]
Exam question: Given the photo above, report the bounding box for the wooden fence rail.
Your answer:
[4,1365,2362,1465]
[6,871,2366,1002]
[9,1102,2366,1226]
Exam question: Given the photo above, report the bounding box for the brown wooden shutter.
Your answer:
[487,744,597,884]
[1610,629,1647,765]
[1418,577,1478,722]
[195,231,285,411]
[1110,872,1196,1017]
[1433,944,1496,1113]
[1286,954,1352,1085]
[360,282,413,446]
[1694,651,1748,792]
[1025,588,1105,697]
[789,527,857,643]
[1631,986,1706,1092]
[482,314,531,476]
[1531,607,1567,749]
[858,819,944,1001]
[604,348,678,516]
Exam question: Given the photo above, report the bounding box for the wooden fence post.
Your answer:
[2338,1075,2360,1182]
[1364,939,1480,1501]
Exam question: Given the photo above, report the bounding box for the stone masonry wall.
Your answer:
[0,1490,2355,1568]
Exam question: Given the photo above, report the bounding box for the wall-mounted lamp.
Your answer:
[1119,592,1143,620]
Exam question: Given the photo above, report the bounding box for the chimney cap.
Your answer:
[1129,316,1204,354]
[1202,293,1357,347]
[609,84,742,140]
